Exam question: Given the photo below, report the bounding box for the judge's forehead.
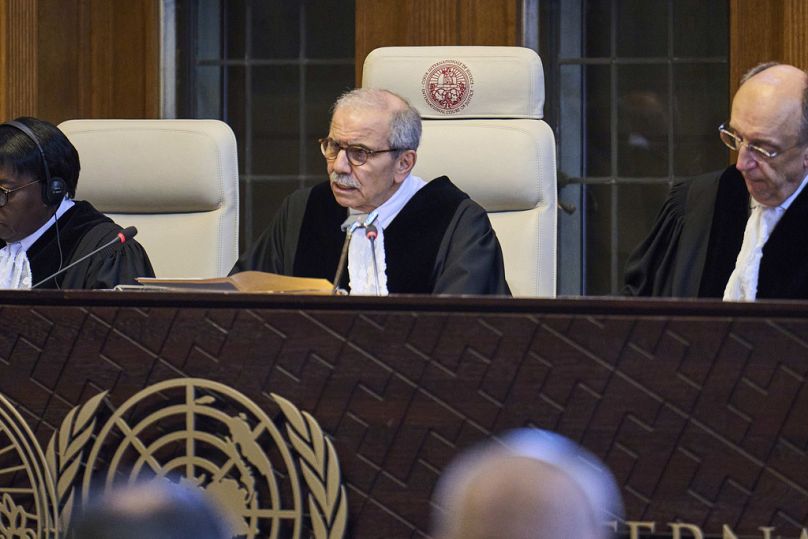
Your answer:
[731,91,802,139]
[733,66,806,120]
[328,107,391,144]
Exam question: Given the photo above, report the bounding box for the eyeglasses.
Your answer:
[0,179,40,207]
[718,123,804,160]
[319,137,401,166]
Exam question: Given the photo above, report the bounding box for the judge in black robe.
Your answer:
[19,200,153,289]
[234,87,509,296]
[233,176,510,295]
[625,62,808,300]
[0,117,154,289]
[624,166,808,299]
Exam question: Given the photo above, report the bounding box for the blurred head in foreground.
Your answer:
[71,481,232,539]
[431,429,623,539]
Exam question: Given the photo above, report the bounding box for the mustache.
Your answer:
[330,172,360,189]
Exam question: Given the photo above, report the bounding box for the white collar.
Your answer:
[17,198,75,252]
[756,172,808,212]
[351,173,426,229]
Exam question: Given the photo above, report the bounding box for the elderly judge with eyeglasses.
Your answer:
[233,88,510,296]
[625,62,808,300]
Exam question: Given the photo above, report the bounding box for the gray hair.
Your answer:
[432,429,623,539]
[740,61,808,142]
[739,61,782,85]
[333,88,422,153]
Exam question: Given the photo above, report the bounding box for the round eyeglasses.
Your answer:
[319,137,401,166]
[718,123,804,160]
[0,179,40,207]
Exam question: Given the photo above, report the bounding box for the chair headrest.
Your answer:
[362,46,545,119]
[60,119,238,213]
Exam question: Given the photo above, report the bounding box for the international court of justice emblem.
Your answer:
[421,59,475,114]
[41,378,346,538]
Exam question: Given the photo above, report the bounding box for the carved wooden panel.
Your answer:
[0,293,807,537]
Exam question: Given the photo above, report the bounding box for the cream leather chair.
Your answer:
[362,46,557,297]
[59,119,239,278]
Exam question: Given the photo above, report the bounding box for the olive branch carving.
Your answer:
[45,391,107,533]
[272,393,347,539]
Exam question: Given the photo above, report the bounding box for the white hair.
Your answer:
[333,88,422,152]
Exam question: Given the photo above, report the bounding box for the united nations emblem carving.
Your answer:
[422,59,474,114]
[0,393,58,538]
[45,378,346,538]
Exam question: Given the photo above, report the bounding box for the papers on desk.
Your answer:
[135,271,333,295]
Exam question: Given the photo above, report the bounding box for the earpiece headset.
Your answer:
[1,120,68,206]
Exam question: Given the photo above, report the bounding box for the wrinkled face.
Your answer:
[730,77,808,207]
[326,106,411,213]
[0,166,52,243]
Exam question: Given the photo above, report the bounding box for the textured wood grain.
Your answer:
[1,0,37,118]
[729,1,808,95]
[355,0,519,85]
[0,0,158,123]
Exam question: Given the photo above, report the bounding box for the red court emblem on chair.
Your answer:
[422,59,474,114]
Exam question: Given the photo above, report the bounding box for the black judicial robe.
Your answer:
[233,177,511,295]
[0,201,155,289]
[623,166,808,299]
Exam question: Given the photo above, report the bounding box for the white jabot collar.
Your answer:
[0,243,31,289]
[347,174,427,295]
[723,173,808,301]
[0,197,74,290]
[348,173,427,227]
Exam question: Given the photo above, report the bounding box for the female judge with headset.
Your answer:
[0,117,154,289]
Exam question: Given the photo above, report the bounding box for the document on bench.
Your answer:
[135,271,333,295]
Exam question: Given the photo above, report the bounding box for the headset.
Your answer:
[1,120,68,206]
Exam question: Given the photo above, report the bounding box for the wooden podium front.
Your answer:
[0,291,806,537]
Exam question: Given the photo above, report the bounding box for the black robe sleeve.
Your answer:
[432,198,511,296]
[232,180,510,296]
[623,180,689,297]
[24,201,154,290]
[230,187,311,276]
[58,221,154,289]
[623,171,723,297]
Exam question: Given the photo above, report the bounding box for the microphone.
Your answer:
[331,210,380,295]
[32,226,138,289]
[332,216,359,294]
[365,224,381,295]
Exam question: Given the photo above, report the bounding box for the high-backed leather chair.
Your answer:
[362,46,557,297]
[59,119,239,278]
